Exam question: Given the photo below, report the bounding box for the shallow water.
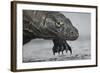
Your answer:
[23,37,91,63]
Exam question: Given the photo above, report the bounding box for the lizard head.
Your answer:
[45,12,79,41]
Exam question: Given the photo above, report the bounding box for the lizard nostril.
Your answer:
[71,31,74,34]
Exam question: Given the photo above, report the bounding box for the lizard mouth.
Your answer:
[37,30,79,41]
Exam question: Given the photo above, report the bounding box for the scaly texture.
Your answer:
[23,10,79,55]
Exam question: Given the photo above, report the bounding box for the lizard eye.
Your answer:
[55,22,60,27]
[55,21,64,28]
[60,22,64,25]
[58,22,60,24]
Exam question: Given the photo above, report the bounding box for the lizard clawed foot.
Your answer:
[52,39,72,55]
